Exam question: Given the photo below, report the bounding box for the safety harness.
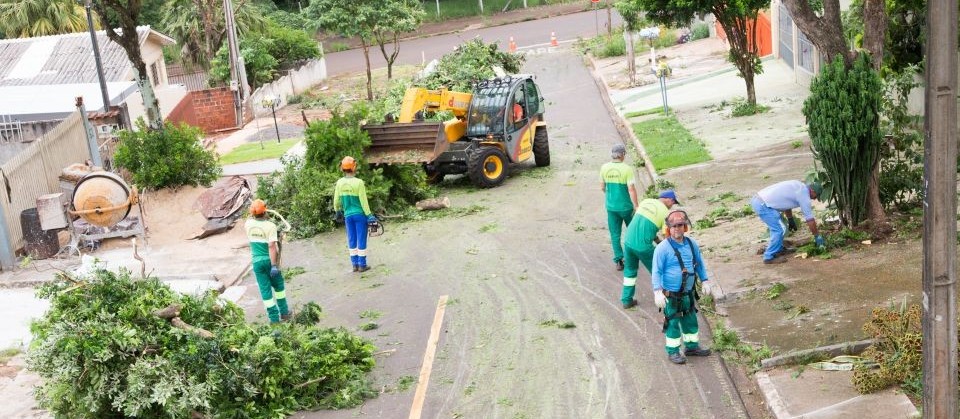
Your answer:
[661,237,701,333]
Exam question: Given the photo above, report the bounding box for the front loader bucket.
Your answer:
[362,122,449,164]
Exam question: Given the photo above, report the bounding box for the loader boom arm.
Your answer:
[398,87,473,122]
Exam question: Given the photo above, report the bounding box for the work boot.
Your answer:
[775,247,797,257]
[352,265,359,272]
[684,346,712,357]
[280,312,293,322]
[763,256,788,265]
[622,299,637,309]
[357,266,371,273]
[668,352,686,364]
[616,260,624,271]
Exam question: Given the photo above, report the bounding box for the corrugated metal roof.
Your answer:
[0,26,174,87]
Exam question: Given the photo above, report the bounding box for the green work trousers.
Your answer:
[621,244,654,305]
[663,292,700,354]
[607,208,634,263]
[253,259,289,323]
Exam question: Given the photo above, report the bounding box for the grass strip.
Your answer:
[219,138,300,165]
[631,115,711,171]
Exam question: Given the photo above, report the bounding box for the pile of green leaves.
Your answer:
[417,38,525,92]
[852,303,921,396]
[256,102,433,238]
[114,120,221,189]
[28,269,376,418]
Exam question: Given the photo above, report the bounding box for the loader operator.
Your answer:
[651,210,714,364]
[600,144,638,275]
[334,156,377,272]
[620,189,679,309]
[245,199,291,323]
[751,180,824,264]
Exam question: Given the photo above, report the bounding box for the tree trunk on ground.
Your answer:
[862,0,887,224]
[625,31,636,85]
[376,32,401,80]
[781,0,853,65]
[362,39,373,101]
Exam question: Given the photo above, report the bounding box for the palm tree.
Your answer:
[160,0,266,67]
[0,0,92,38]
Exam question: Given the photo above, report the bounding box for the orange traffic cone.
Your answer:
[508,36,517,52]
[550,32,558,47]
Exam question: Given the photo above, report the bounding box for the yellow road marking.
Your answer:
[408,295,448,419]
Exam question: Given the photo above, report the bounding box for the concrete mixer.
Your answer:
[66,171,145,251]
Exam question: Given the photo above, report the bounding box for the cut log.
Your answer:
[152,304,182,319]
[171,317,215,339]
[415,197,451,211]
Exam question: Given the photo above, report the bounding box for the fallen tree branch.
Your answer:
[294,376,327,389]
[152,304,182,319]
[171,317,215,339]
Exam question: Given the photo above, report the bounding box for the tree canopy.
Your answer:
[626,0,770,105]
[0,0,89,38]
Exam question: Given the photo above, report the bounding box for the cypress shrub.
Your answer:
[802,54,882,226]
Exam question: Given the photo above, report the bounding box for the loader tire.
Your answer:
[533,127,550,167]
[468,146,508,188]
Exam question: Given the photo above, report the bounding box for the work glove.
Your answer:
[333,211,344,224]
[814,235,825,249]
[702,281,714,297]
[270,265,280,279]
[787,217,798,232]
[654,290,667,309]
[367,214,378,224]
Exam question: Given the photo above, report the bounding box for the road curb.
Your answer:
[755,370,793,418]
[585,54,659,188]
[695,312,751,415]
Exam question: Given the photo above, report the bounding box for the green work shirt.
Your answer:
[624,198,669,249]
[245,218,277,263]
[333,176,371,217]
[600,161,635,212]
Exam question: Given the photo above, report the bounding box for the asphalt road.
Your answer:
[323,10,624,77]
[272,46,746,418]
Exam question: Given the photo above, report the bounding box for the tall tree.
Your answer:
[372,0,424,80]
[306,0,377,100]
[91,0,163,130]
[629,0,770,106]
[0,0,89,38]
[614,0,644,86]
[160,0,266,67]
[782,0,888,224]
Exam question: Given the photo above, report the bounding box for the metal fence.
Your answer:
[0,111,90,252]
[0,114,24,144]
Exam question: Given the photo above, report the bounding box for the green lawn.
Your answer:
[219,138,301,165]
[421,0,581,21]
[632,116,711,172]
[624,106,671,118]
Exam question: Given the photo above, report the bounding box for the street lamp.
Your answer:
[81,0,111,113]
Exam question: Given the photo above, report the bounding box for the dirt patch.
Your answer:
[0,364,20,379]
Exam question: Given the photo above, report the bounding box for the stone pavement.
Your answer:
[597,46,920,418]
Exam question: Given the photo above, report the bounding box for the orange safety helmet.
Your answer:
[341,156,357,171]
[250,199,267,216]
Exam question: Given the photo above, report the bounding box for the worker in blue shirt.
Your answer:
[751,180,824,264]
[651,210,714,365]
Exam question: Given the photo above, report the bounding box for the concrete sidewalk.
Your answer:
[601,53,920,418]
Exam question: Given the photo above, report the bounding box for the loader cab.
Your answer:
[465,83,511,137]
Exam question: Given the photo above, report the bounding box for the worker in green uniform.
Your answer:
[245,199,291,323]
[600,143,639,272]
[619,190,680,309]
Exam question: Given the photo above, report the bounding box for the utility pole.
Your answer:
[922,0,958,415]
[223,0,243,127]
[83,0,111,112]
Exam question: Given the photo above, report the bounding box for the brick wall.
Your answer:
[166,87,238,133]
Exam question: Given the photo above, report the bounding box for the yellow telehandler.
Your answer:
[361,74,549,188]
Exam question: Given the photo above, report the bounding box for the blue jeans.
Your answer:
[752,195,785,261]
